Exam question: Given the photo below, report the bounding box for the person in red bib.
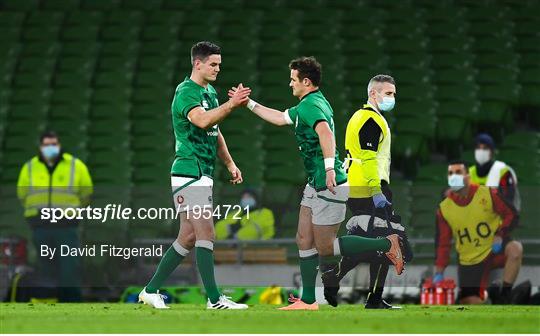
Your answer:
[434,160,522,304]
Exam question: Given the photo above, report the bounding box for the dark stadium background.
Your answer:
[0,0,538,302]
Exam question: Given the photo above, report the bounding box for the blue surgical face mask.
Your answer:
[240,197,256,209]
[41,145,60,160]
[376,93,395,112]
[448,174,465,191]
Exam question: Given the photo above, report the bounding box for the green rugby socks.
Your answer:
[195,240,221,304]
[335,235,391,256]
[299,248,319,304]
[146,241,189,293]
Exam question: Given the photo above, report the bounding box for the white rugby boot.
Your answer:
[138,287,170,309]
[206,295,248,310]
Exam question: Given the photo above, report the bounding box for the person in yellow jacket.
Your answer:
[469,133,520,211]
[215,189,275,240]
[16,131,93,302]
[322,74,405,309]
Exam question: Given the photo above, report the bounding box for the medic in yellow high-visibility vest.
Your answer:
[434,160,522,305]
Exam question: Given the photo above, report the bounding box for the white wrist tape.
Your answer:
[247,99,257,111]
[324,158,334,170]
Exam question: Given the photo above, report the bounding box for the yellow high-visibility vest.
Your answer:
[439,185,501,265]
[345,104,391,198]
[17,153,93,218]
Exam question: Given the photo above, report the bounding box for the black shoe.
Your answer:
[365,298,401,309]
[321,265,340,307]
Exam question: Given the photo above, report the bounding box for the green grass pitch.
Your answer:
[1,303,539,333]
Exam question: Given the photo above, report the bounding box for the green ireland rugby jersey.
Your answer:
[287,90,347,190]
[170,77,219,178]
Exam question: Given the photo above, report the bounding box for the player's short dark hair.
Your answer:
[448,159,469,172]
[289,56,322,86]
[40,130,59,144]
[191,41,221,64]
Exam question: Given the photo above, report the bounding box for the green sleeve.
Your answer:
[174,87,201,118]
[287,106,298,125]
[298,103,327,129]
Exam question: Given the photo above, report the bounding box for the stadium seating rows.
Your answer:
[0,0,539,258]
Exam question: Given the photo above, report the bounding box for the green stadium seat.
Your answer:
[396,115,437,142]
[475,52,519,69]
[478,83,520,105]
[390,53,431,69]
[53,71,92,88]
[8,103,48,122]
[51,87,92,104]
[106,10,144,26]
[145,11,184,26]
[88,120,130,137]
[436,83,478,102]
[502,131,540,149]
[17,56,56,72]
[425,22,468,38]
[477,67,518,85]
[1,0,39,11]
[121,0,162,10]
[392,133,429,164]
[64,11,104,26]
[26,12,65,27]
[101,26,141,42]
[9,88,50,105]
[100,41,140,57]
[41,0,80,10]
[430,36,472,54]
[93,71,134,88]
[475,101,513,130]
[0,12,26,27]
[4,118,45,137]
[0,26,21,43]
[141,25,179,42]
[437,100,479,123]
[431,53,474,69]
[264,163,306,186]
[134,71,174,88]
[80,0,121,10]
[88,135,129,152]
[21,42,61,58]
[414,163,448,186]
[98,56,136,72]
[22,26,60,42]
[61,25,100,42]
[49,103,90,121]
[61,41,100,57]
[57,58,95,76]
[436,116,472,156]
[433,68,476,85]
[90,102,131,119]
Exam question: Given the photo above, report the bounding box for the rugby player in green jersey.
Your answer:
[229,57,404,310]
[139,41,252,310]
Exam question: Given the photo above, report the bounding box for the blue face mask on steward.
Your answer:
[376,93,395,112]
[448,174,465,191]
[240,197,256,209]
[41,145,60,159]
